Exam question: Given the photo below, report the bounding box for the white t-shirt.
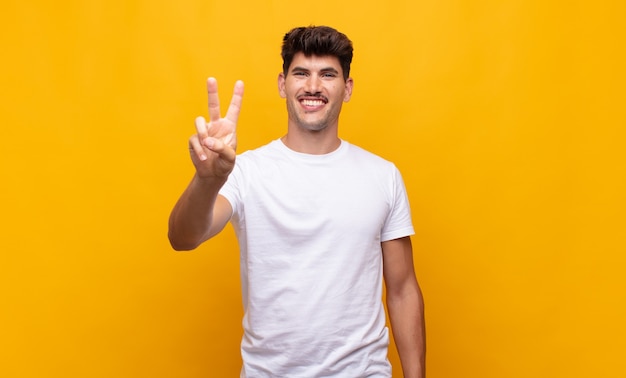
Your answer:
[219,139,414,377]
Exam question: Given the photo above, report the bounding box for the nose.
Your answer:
[305,74,322,94]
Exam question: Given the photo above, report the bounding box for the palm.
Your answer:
[209,117,236,147]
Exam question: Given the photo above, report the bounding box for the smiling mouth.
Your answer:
[301,99,325,106]
[298,94,328,109]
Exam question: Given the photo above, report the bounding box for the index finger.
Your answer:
[207,77,221,123]
[225,80,244,124]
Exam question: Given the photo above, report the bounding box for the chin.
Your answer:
[299,122,329,132]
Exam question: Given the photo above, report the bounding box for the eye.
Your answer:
[293,71,307,77]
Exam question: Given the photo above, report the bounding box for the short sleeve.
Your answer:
[380,166,414,242]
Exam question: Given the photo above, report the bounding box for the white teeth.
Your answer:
[302,100,324,106]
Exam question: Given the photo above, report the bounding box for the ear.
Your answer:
[343,77,354,102]
[278,72,286,98]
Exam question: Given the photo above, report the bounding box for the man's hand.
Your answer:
[189,77,244,180]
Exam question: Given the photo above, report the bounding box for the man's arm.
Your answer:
[382,236,426,378]
[168,78,244,250]
[168,178,232,251]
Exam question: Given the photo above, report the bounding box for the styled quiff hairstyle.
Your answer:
[281,25,354,81]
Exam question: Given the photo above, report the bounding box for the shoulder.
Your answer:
[234,139,282,167]
[344,141,389,161]
[238,139,281,158]
[343,141,398,171]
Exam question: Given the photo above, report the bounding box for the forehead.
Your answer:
[288,52,343,73]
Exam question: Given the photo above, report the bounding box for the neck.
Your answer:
[280,129,341,155]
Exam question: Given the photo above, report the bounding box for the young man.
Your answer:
[169,26,425,377]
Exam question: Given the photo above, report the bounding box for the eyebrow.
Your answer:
[291,66,340,75]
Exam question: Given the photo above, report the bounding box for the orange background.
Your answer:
[1,1,625,377]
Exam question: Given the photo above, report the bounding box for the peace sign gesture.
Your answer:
[189,77,244,180]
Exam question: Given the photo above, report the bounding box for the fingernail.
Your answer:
[200,154,207,161]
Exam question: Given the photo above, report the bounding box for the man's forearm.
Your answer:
[388,289,426,378]
[168,174,226,250]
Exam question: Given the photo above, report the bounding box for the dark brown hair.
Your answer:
[281,26,353,81]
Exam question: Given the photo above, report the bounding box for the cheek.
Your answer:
[282,83,298,98]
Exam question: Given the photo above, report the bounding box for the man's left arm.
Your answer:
[382,236,426,378]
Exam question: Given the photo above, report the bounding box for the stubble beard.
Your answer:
[286,99,339,133]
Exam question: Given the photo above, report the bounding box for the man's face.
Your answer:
[278,52,353,132]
